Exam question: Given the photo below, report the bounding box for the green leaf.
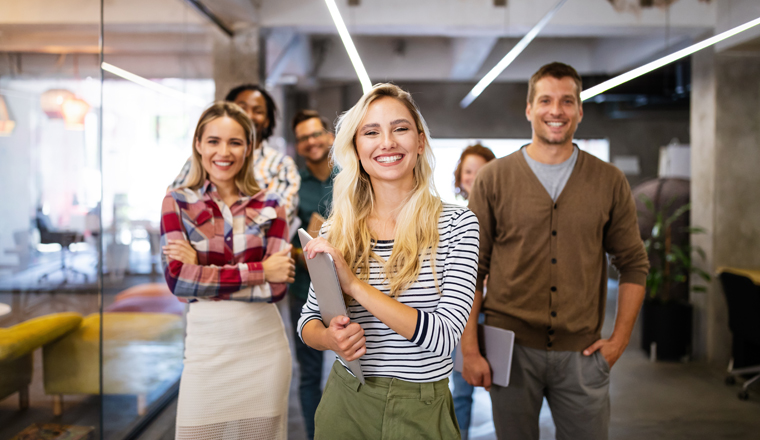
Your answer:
[695,247,707,261]
[691,285,708,293]
[662,196,678,212]
[692,267,712,282]
[671,246,691,266]
[665,203,691,228]
[643,238,652,252]
[639,194,655,213]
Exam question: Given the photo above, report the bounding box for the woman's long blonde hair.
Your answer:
[328,83,443,298]
[181,101,261,196]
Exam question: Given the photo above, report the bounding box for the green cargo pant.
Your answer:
[314,361,461,440]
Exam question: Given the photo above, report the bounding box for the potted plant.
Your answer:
[638,195,711,361]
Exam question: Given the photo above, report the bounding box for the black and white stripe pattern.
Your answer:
[298,203,479,382]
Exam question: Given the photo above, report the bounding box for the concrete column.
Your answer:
[690,47,720,364]
[691,48,760,366]
[212,25,259,101]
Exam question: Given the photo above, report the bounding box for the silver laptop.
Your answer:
[453,324,515,387]
[298,229,365,384]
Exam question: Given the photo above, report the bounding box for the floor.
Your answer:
[132,282,760,440]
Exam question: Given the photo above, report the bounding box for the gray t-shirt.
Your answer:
[522,145,579,202]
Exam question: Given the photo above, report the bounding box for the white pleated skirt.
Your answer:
[175,300,292,440]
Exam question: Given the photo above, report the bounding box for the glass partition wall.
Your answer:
[100,0,213,437]
[0,0,104,435]
[0,1,213,438]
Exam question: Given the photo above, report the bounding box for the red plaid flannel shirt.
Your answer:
[160,180,289,302]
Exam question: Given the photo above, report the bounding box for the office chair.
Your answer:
[36,211,88,284]
[719,268,760,400]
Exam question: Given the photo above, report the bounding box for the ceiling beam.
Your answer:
[592,35,694,74]
[449,37,498,80]
[183,0,234,37]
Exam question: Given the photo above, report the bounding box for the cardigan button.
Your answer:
[552,230,557,236]
[547,341,553,348]
[548,329,555,335]
[551,258,557,264]
[551,286,557,292]
[554,203,558,209]
[551,311,557,317]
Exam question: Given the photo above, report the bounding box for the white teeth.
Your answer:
[376,155,403,163]
[214,161,232,166]
[546,122,564,127]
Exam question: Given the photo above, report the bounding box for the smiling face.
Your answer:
[295,117,334,164]
[195,116,250,188]
[460,154,488,196]
[526,76,583,148]
[233,90,269,145]
[354,97,425,189]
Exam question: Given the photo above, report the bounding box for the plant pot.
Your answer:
[641,300,693,361]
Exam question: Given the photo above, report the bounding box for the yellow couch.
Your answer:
[43,312,184,415]
[0,312,83,409]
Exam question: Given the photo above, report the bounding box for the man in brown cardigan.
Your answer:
[461,62,649,440]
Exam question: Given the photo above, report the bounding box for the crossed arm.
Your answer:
[159,194,295,301]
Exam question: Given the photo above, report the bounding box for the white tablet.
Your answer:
[453,324,515,387]
[298,229,365,384]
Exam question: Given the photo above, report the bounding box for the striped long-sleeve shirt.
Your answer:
[160,180,289,303]
[170,140,301,223]
[297,203,480,382]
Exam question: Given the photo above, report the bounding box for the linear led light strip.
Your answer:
[581,16,760,101]
[460,0,569,108]
[324,0,372,94]
[101,62,207,107]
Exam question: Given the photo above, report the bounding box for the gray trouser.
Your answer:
[490,344,610,440]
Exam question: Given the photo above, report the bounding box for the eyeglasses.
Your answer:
[296,130,327,144]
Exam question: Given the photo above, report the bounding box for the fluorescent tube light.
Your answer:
[581,16,760,101]
[324,0,372,94]
[460,0,569,108]
[101,62,207,107]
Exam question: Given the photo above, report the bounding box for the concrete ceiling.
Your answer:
[725,36,760,54]
[0,0,757,85]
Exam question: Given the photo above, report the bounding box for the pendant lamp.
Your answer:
[0,95,15,136]
[40,89,75,119]
[62,97,90,130]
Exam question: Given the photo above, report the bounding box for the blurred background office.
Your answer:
[1,1,759,439]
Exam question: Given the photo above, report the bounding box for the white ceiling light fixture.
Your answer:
[460,0,569,108]
[101,62,207,107]
[581,16,760,102]
[324,0,372,94]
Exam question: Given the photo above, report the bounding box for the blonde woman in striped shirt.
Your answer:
[298,84,480,439]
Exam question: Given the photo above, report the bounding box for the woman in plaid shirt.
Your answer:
[161,102,295,440]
